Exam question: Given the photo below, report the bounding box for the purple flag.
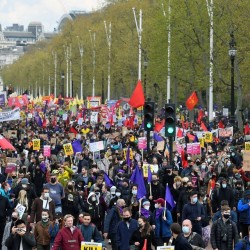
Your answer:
[130,164,146,199]
[147,166,152,183]
[104,173,114,188]
[71,140,83,154]
[153,132,163,142]
[165,185,175,210]
[35,115,42,127]
[126,147,131,167]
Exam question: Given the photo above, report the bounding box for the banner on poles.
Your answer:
[63,143,74,156]
[32,139,40,151]
[0,108,20,122]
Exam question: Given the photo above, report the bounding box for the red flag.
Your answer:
[154,119,165,133]
[142,239,147,250]
[128,80,145,108]
[177,128,183,138]
[42,118,47,128]
[218,120,225,129]
[69,126,78,136]
[181,149,188,168]
[187,133,195,141]
[197,109,204,124]
[186,91,198,110]
[201,121,208,131]
[245,124,250,135]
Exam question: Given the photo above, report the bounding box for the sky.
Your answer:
[0,0,106,32]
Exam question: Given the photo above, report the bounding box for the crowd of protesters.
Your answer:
[0,104,249,250]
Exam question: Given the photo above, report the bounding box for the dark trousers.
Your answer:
[0,219,6,250]
[110,233,118,250]
[37,244,50,250]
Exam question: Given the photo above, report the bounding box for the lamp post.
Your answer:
[143,54,148,96]
[228,32,237,124]
[61,71,65,98]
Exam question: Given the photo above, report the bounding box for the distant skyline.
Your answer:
[0,0,106,32]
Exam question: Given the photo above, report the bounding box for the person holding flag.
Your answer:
[153,198,173,246]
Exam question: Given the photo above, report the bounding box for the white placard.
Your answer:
[89,141,104,152]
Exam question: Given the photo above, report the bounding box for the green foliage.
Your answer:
[1,0,250,108]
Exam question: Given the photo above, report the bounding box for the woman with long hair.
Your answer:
[130,216,154,250]
[14,189,29,222]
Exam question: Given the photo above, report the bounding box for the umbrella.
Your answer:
[0,135,16,151]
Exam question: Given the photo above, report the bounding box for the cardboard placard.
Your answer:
[89,141,104,152]
[243,151,250,171]
[157,141,165,151]
[6,157,18,164]
[5,163,17,174]
[219,127,233,137]
[138,137,147,150]
[63,143,74,156]
[32,139,41,151]
[39,134,48,140]
[245,142,250,151]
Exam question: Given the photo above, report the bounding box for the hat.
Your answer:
[142,200,150,206]
[153,198,165,207]
[110,186,117,194]
[21,178,29,184]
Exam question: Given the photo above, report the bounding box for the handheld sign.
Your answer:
[32,139,40,151]
[81,241,102,250]
[63,143,74,156]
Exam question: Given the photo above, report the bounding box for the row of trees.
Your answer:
[1,0,250,110]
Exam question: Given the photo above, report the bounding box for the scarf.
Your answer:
[155,207,164,219]
[140,208,150,218]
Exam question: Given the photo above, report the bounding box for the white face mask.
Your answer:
[116,192,121,197]
[132,190,137,195]
[44,193,50,198]
[144,205,150,210]
[154,204,159,209]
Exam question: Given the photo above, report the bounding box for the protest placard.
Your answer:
[138,137,147,150]
[43,145,51,157]
[204,132,213,143]
[63,143,74,156]
[187,143,201,155]
[245,142,250,151]
[157,141,165,151]
[89,141,104,152]
[32,139,40,151]
[219,127,233,137]
[243,151,250,171]
[81,242,102,250]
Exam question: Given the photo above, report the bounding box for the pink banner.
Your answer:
[187,143,201,155]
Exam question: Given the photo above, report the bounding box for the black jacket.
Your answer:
[0,195,11,219]
[174,234,192,250]
[5,232,36,250]
[210,218,238,250]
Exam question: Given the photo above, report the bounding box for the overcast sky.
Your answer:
[0,0,106,32]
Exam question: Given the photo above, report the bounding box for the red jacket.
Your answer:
[52,226,84,250]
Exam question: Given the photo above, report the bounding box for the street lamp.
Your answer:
[61,71,65,98]
[143,53,148,96]
[228,32,237,124]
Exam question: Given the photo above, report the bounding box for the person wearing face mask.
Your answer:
[237,189,250,238]
[171,176,183,223]
[34,210,59,250]
[182,219,205,249]
[128,185,140,218]
[82,192,105,231]
[135,200,155,228]
[130,216,154,250]
[176,180,193,222]
[120,179,131,204]
[162,166,177,189]
[181,160,193,178]
[182,191,205,236]
[211,178,234,213]
[103,199,126,250]
[61,182,79,219]
[30,187,56,226]
[1,211,19,250]
[44,173,65,213]
[57,163,73,188]
[4,219,36,250]
[210,206,239,250]
[147,174,164,212]
[116,207,138,250]
[153,198,173,246]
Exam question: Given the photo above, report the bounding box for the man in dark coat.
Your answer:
[116,207,138,250]
[210,206,239,250]
[170,223,192,250]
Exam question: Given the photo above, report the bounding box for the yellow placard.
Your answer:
[81,241,102,250]
[123,148,133,160]
[32,139,40,151]
[204,132,213,143]
[245,142,250,151]
[63,143,74,156]
[142,164,155,177]
[243,151,250,171]
[199,138,205,148]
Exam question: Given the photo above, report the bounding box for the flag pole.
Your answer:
[149,182,152,197]
[139,198,142,216]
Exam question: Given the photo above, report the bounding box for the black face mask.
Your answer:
[123,217,131,222]
[138,223,143,228]
[68,185,73,189]
[12,176,16,179]
[236,186,242,190]
[187,186,192,191]
[166,170,171,174]
[12,217,18,222]
[223,214,230,219]
[51,178,56,184]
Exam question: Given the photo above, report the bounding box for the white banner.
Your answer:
[0,108,20,122]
